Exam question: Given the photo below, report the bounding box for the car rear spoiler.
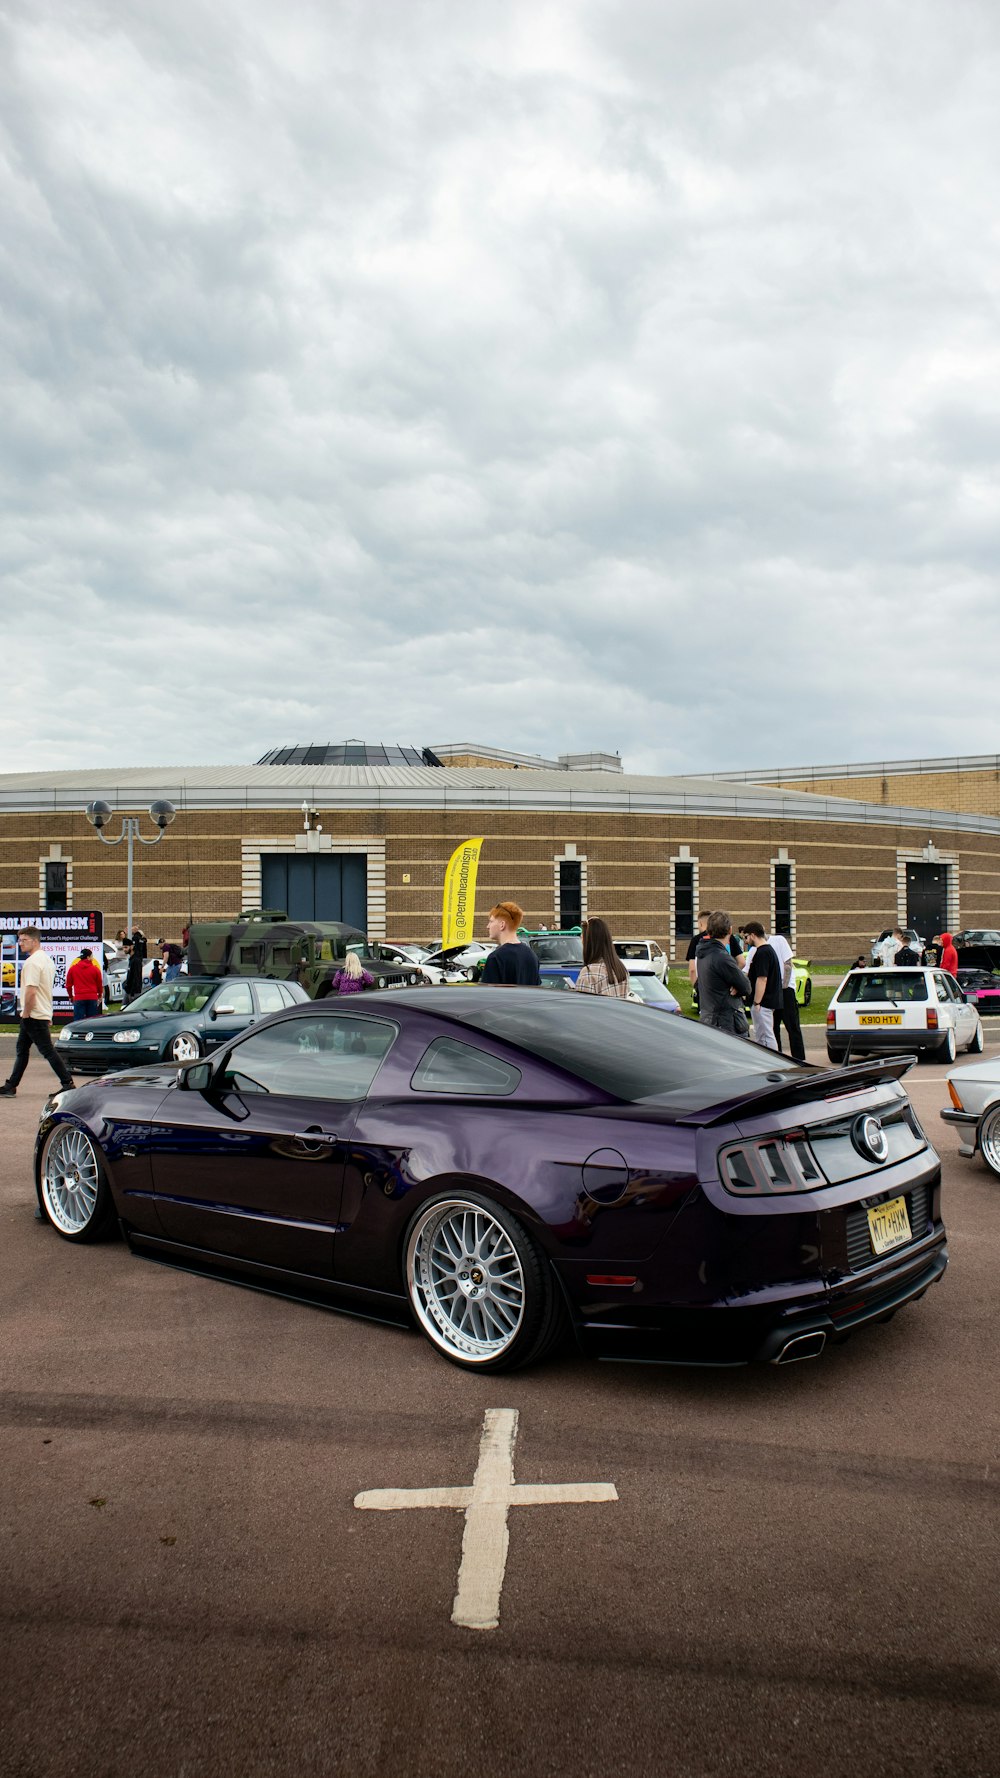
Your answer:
[672,1056,918,1128]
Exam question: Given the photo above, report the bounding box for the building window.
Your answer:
[559,860,582,928]
[673,862,695,942]
[44,861,68,912]
[772,863,793,938]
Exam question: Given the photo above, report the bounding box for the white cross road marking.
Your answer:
[354,1406,618,1630]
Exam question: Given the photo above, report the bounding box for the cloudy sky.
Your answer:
[3,0,999,776]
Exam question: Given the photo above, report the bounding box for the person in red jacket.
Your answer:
[938,932,959,977]
[65,948,103,1020]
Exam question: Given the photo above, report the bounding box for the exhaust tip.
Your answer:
[771,1330,827,1365]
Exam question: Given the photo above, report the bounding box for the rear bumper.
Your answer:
[569,1229,948,1367]
[939,1107,978,1127]
[826,1031,947,1057]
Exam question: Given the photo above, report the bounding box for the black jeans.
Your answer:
[7,1019,74,1090]
[773,987,806,1063]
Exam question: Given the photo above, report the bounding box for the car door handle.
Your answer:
[293,1128,339,1143]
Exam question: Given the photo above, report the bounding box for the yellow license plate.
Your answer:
[857,1014,902,1025]
[867,1196,911,1256]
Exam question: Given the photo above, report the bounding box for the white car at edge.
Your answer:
[940,1057,1000,1178]
[826,966,984,1066]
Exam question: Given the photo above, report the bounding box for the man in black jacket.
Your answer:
[696,911,751,1037]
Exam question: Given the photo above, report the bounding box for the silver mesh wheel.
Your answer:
[406,1199,526,1363]
[979,1106,1000,1178]
[41,1125,102,1235]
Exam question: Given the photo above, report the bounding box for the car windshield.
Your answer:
[838,972,928,1004]
[615,943,650,959]
[434,990,799,1104]
[126,981,215,1015]
[529,936,583,963]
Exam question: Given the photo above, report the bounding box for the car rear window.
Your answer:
[838,972,928,1004]
[412,1038,521,1096]
[434,991,799,1103]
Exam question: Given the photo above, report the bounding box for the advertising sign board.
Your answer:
[0,911,105,1022]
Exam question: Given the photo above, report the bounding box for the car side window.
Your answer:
[934,973,956,1002]
[215,980,253,1015]
[254,981,287,1015]
[411,1037,522,1096]
[223,1016,396,1100]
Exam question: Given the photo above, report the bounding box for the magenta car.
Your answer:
[34,990,946,1372]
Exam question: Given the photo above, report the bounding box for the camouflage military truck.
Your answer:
[186,911,426,995]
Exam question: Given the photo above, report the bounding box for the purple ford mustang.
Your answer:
[34,988,947,1372]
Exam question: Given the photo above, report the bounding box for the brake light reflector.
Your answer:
[585,1275,637,1288]
[926,1008,938,1030]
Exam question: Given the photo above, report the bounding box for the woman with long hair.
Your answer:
[333,949,374,995]
[574,917,630,997]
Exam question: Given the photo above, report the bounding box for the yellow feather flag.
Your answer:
[441,838,484,950]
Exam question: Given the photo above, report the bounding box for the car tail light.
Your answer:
[948,1079,964,1111]
[826,1009,836,1026]
[719,1134,826,1196]
[926,1008,939,1030]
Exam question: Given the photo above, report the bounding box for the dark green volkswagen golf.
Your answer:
[56,976,308,1074]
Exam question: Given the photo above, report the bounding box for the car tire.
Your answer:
[942,1028,957,1064]
[977,1104,1000,1178]
[968,1021,985,1054]
[38,1124,118,1243]
[803,979,812,1007]
[404,1189,565,1373]
[166,1031,202,1063]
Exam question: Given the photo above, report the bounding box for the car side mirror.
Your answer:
[179,1060,213,1091]
[213,1003,237,1017]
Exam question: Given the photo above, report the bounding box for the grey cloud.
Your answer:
[2,0,1000,774]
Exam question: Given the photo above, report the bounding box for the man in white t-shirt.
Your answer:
[0,926,75,1097]
[768,928,806,1063]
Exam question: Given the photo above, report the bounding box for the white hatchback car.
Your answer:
[613,940,667,982]
[827,967,984,1066]
[940,1057,1000,1177]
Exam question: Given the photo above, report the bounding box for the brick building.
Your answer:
[3,744,1000,960]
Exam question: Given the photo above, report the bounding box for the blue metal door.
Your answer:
[262,855,367,928]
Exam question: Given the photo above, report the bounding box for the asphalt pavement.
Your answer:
[1,1030,998,1778]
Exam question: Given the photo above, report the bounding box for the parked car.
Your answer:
[827,967,984,1065]
[953,929,1000,947]
[521,929,584,985]
[613,940,668,982]
[792,958,813,1006]
[57,976,308,1072]
[389,944,446,984]
[940,1056,1000,1178]
[36,988,946,1372]
[422,942,495,980]
[954,967,1000,1016]
[623,969,682,1013]
[869,929,926,966]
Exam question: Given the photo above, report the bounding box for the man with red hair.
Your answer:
[480,901,541,986]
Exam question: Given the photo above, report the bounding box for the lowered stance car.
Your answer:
[940,1057,1000,1179]
[621,967,683,1013]
[35,989,946,1372]
[57,976,308,1072]
[827,968,984,1065]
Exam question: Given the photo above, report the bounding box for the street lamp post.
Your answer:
[84,800,177,934]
